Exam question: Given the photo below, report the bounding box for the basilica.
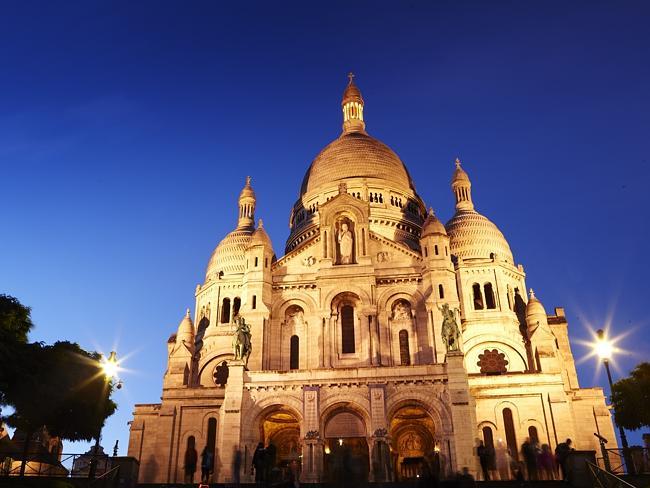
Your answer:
[127,76,617,484]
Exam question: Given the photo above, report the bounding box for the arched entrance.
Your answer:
[323,409,369,483]
[390,404,437,481]
[259,408,301,481]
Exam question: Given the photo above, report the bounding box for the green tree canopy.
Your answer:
[0,294,117,444]
[0,294,34,344]
[611,362,650,431]
[4,341,117,441]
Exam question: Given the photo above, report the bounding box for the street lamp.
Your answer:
[89,351,121,479]
[595,329,634,474]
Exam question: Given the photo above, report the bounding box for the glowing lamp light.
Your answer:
[101,351,120,379]
[324,446,331,454]
[338,439,343,446]
[595,329,613,361]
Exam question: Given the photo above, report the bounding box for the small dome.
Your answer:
[176,309,194,344]
[452,158,470,184]
[239,176,255,199]
[206,229,254,278]
[342,79,363,105]
[250,219,273,248]
[300,131,415,196]
[421,208,447,237]
[526,290,547,318]
[525,290,547,334]
[445,210,514,263]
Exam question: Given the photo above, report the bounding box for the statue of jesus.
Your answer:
[337,222,353,264]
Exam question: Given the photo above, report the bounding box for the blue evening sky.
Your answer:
[1,1,649,453]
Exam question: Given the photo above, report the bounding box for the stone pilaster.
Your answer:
[218,360,246,483]
[446,351,479,476]
[302,386,321,482]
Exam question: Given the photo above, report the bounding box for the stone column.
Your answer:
[445,351,479,476]
[218,360,246,483]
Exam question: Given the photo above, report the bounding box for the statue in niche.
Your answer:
[286,306,304,328]
[336,218,354,265]
[438,303,461,352]
[392,300,411,321]
[232,316,252,366]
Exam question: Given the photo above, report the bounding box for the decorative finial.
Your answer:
[529,289,535,299]
[455,158,461,168]
[428,207,435,217]
[348,72,355,84]
[338,181,348,194]
[185,308,191,317]
[245,175,252,186]
[258,218,264,228]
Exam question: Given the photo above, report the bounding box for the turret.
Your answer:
[420,208,451,265]
[237,176,256,230]
[164,309,195,388]
[525,289,548,336]
[341,72,365,134]
[176,308,195,347]
[451,158,474,211]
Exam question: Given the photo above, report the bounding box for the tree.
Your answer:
[0,295,117,475]
[611,362,650,431]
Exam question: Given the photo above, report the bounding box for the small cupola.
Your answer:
[451,158,474,211]
[237,176,256,230]
[341,72,366,134]
[176,308,194,347]
[525,289,548,335]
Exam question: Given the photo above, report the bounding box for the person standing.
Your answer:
[252,442,266,486]
[538,444,555,480]
[232,445,242,487]
[200,445,214,483]
[477,440,490,481]
[521,437,538,480]
[184,442,198,484]
[555,438,573,482]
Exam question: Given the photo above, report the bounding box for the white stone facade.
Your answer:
[127,77,617,484]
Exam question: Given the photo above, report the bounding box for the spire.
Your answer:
[341,72,365,133]
[237,176,256,230]
[451,158,474,211]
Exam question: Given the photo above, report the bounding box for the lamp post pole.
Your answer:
[596,329,634,475]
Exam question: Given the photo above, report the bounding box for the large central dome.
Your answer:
[299,131,415,196]
[286,75,426,254]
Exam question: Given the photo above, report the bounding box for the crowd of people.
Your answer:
[476,437,574,482]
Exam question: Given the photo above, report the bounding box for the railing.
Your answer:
[596,448,650,475]
[587,461,637,488]
[0,452,110,478]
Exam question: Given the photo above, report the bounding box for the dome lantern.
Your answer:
[451,158,474,211]
[342,72,366,134]
[237,176,256,230]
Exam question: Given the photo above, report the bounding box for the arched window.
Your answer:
[220,298,231,323]
[482,426,495,451]
[398,329,410,365]
[254,256,259,267]
[206,418,217,466]
[503,408,518,461]
[424,246,428,257]
[341,305,355,354]
[434,244,439,255]
[252,295,257,310]
[473,283,484,310]
[290,335,299,370]
[528,425,539,444]
[438,284,445,299]
[484,283,496,309]
[233,297,241,317]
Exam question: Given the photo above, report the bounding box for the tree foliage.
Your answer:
[0,294,117,443]
[611,362,650,431]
